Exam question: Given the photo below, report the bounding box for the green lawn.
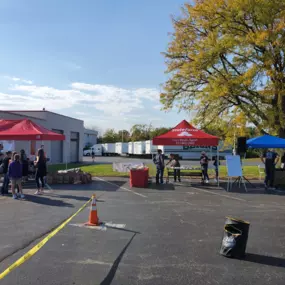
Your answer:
[47,163,261,179]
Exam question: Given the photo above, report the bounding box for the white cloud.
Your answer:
[0,80,166,130]
[4,76,33,84]
[3,81,160,118]
[153,104,162,110]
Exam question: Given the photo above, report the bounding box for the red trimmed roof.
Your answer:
[152,120,219,146]
[0,119,65,141]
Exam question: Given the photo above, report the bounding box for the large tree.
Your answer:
[161,0,285,136]
[102,129,118,143]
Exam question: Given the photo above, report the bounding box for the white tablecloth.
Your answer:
[113,162,145,173]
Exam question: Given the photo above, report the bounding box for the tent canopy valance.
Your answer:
[152,120,219,146]
[0,119,65,141]
[247,135,285,149]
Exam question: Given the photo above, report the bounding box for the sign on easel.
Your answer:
[226,155,242,177]
[225,155,247,192]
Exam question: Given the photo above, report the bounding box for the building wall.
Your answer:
[84,133,98,147]
[0,110,84,163]
[44,112,84,163]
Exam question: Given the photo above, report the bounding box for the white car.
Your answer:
[83,149,92,156]
[83,144,103,156]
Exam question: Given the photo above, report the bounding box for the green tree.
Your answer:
[102,129,118,143]
[117,130,131,142]
[130,124,152,141]
[161,0,285,136]
[150,127,171,138]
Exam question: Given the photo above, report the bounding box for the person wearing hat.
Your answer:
[200,151,210,183]
[1,151,12,195]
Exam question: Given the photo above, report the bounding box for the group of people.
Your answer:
[153,149,219,184]
[0,147,47,199]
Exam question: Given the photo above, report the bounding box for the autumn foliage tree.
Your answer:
[161,0,285,136]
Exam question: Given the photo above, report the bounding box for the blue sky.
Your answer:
[0,0,191,133]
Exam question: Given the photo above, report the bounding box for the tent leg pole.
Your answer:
[217,146,219,187]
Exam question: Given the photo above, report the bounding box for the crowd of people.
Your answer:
[0,146,47,199]
[153,149,219,184]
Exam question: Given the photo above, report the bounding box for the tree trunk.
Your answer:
[278,128,285,138]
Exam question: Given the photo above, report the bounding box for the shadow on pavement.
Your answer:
[105,225,140,235]
[148,183,175,191]
[100,233,137,285]
[56,194,90,202]
[243,253,285,268]
[24,194,74,207]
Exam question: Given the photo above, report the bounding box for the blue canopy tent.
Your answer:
[247,135,285,148]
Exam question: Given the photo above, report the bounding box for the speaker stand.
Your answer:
[240,153,255,188]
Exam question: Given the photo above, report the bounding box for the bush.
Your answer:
[246,149,260,158]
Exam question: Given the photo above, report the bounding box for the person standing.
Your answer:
[91,150,95,163]
[20,149,29,182]
[153,149,165,184]
[166,154,181,182]
[200,151,209,183]
[281,152,285,169]
[34,148,47,195]
[8,154,24,199]
[0,153,4,167]
[1,151,12,195]
[261,148,279,189]
[213,155,220,182]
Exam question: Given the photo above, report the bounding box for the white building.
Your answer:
[0,110,85,163]
[84,129,98,147]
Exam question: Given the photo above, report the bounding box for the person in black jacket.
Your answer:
[153,149,165,184]
[200,151,210,183]
[1,151,12,195]
[281,152,285,169]
[20,149,29,182]
[34,148,47,195]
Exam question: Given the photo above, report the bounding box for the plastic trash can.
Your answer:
[220,217,250,258]
[130,168,149,188]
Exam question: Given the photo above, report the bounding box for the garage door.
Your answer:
[70,132,79,162]
[70,140,78,162]
[51,129,63,163]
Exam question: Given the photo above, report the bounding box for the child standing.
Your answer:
[8,154,24,199]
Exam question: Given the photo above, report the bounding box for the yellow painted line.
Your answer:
[0,197,92,280]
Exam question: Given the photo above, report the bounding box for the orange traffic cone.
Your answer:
[85,195,100,226]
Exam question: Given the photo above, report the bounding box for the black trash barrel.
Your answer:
[220,217,250,258]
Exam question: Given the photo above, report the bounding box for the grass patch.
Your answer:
[47,163,87,173]
[47,162,261,179]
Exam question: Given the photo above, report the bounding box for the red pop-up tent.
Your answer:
[152,120,219,146]
[0,119,65,141]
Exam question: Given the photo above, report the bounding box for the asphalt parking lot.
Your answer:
[0,178,285,285]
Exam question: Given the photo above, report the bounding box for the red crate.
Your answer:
[130,168,149,188]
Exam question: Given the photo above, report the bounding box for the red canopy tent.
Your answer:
[152,120,219,146]
[0,119,65,141]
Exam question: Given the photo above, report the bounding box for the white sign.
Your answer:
[226,155,242,177]
[177,131,192,137]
